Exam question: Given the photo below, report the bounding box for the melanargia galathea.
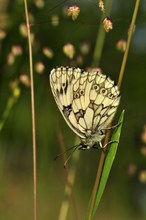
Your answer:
[50,67,120,150]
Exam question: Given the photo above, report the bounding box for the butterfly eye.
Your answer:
[100,88,107,95]
[92,84,100,91]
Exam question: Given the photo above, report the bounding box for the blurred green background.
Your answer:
[0,0,146,219]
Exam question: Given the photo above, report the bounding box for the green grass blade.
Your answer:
[0,86,20,132]
[85,110,125,220]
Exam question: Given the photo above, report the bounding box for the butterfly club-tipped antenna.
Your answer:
[54,144,80,167]
[64,145,79,168]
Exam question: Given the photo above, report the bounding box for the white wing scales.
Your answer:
[50,67,86,138]
[50,67,120,141]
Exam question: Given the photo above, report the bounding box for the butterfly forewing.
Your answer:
[50,67,86,138]
[50,67,120,142]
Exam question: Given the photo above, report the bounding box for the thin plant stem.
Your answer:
[87,1,140,219]
[0,86,20,182]
[117,0,140,89]
[24,1,37,220]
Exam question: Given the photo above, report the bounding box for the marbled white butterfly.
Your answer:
[50,67,120,150]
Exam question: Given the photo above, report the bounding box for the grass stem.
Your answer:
[24,1,37,220]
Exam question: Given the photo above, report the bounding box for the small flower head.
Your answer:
[67,4,80,21]
[98,0,105,13]
[140,146,146,157]
[63,43,75,59]
[80,42,90,55]
[7,52,15,65]
[34,0,45,8]
[51,15,59,27]
[140,124,146,144]
[19,23,27,37]
[116,40,127,52]
[127,163,137,176]
[35,62,45,74]
[11,45,23,56]
[43,47,54,59]
[9,80,19,90]
[0,29,7,40]
[87,67,102,73]
[139,170,146,183]
[9,80,21,98]
[19,74,30,87]
[103,17,113,32]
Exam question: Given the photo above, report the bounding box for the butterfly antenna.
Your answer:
[54,144,79,161]
[64,145,79,168]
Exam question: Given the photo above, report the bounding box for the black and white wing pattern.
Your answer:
[50,67,120,141]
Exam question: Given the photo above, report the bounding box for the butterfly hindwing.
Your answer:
[90,75,120,131]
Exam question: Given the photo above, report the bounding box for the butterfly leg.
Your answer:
[101,122,121,132]
[102,140,119,149]
[92,142,103,150]
[92,140,119,151]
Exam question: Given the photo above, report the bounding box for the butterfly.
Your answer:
[50,66,120,150]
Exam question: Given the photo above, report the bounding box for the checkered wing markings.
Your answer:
[91,76,120,131]
[72,71,97,133]
[50,67,120,138]
[76,72,121,132]
[50,67,86,138]
[73,72,107,132]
